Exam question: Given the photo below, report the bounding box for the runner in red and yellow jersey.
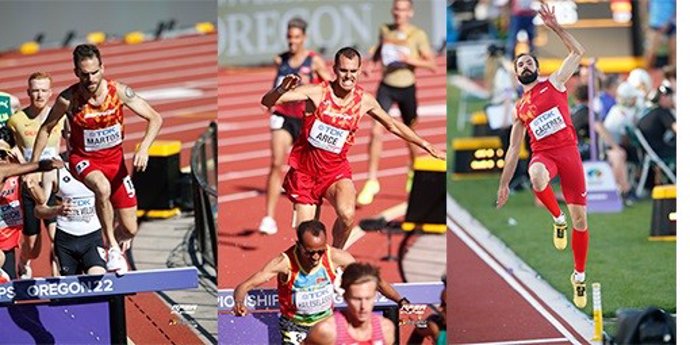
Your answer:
[259,17,331,235]
[261,47,444,249]
[496,2,589,308]
[233,220,404,345]
[30,44,163,274]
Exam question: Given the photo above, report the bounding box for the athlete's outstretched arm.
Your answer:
[233,254,288,316]
[30,95,69,163]
[539,1,585,89]
[497,118,526,208]
[363,93,445,160]
[117,83,163,172]
[0,159,64,182]
[260,74,320,108]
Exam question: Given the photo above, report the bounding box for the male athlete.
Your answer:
[233,220,406,345]
[30,44,163,274]
[304,263,396,345]
[259,17,331,235]
[496,2,589,308]
[0,140,64,281]
[358,0,437,206]
[8,72,64,278]
[261,47,444,249]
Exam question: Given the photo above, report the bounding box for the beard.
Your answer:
[517,70,538,85]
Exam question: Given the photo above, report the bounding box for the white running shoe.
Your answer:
[18,263,32,280]
[0,268,10,283]
[259,216,278,235]
[106,247,129,274]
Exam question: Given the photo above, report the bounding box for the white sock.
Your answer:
[573,271,586,283]
[554,213,566,225]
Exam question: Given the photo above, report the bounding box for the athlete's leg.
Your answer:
[325,179,356,249]
[367,121,385,180]
[293,203,318,229]
[528,162,562,218]
[47,222,59,276]
[567,204,589,273]
[359,85,394,205]
[262,130,292,233]
[115,206,138,242]
[83,170,117,247]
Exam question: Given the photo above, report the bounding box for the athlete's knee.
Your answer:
[370,124,384,141]
[570,208,588,230]
[528,164,549,191]
[92,181,112,200]
[336,206,356,227]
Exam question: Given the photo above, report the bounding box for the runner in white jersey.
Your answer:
[33,158,106,276]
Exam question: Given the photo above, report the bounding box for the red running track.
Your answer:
[447,210,590,344]
[0,33,217,344]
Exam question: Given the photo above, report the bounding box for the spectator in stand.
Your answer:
[645,0,676,69]
[597,74,619,121]
[637,85,675,162]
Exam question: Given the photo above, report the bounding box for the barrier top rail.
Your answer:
[0,267,198,304]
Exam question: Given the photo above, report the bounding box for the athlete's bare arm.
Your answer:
[540,1,585,90]
[312,55,332,82]
[303,316,336,345]
[116,82,163,172]
[331,248,404,304]
[233,253,289,316]
[363,93,445,160]
[0,159,63,183]
[30,96,69,163]
[497,115,526,208]
[260,74,322,108]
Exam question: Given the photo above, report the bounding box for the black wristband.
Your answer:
[397,297,410,307]
[38,159,52,172]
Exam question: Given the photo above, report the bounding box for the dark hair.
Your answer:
[297,220,327,243]
[650,84,673,104]
[662,65,676,80]
[513,53,539,73]
[602,74,619,90]
[287,17,308,33]
[73,44,102,67]
[341,263,380,292]
[574,84,589,102]
[0,126,16,148]
[334,47,361,67]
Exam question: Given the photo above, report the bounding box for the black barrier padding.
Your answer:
[133,154,179,210]
[405,170,446,225]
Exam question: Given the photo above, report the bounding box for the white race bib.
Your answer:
[307,119,349,154]
[60,196,96,223]
[529,106,567,140]
[83,124,122,151]
[294,283,334,315]
[381,43,410,67]
[23,147,58,162]
[0,202,22,228]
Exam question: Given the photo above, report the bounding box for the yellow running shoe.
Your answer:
[570,272,587,308]
[553,221,568,251]
[357,179,380,206]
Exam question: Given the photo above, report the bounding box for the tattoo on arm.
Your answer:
[124,86,136,100]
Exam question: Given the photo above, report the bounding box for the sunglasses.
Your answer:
[298,242,326,256]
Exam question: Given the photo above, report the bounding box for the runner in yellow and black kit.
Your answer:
[358,0,437,206]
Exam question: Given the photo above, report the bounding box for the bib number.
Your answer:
[529,106,567,140]
[307,119,348,154]
[123,175,136,197]
[381,43,410,67]
[83,124,122,151]
[294,283,333,315]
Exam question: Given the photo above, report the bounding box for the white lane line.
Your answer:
[447,216,580,344]
[461,337,570,345]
